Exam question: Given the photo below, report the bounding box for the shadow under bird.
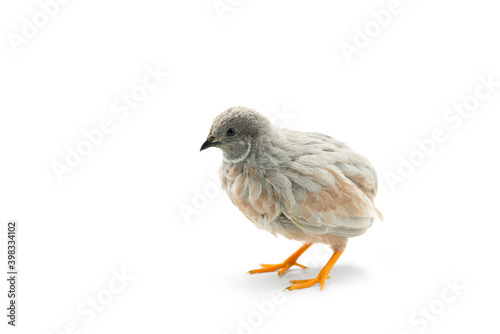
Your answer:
[200,106,383,291]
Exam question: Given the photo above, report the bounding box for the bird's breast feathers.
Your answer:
[219,130,382,238]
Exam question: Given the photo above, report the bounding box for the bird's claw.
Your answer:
[285,275,331,291]
[248,261,308,276]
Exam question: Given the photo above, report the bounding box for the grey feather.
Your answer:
[202,106,382,248]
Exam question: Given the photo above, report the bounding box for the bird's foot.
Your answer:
[248,260,308,276]
[286,273,331,291]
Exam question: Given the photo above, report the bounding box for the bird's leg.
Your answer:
[248,243,312,276]
[286,250,343,291]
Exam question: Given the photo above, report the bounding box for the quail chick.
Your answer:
[200,106,382,290]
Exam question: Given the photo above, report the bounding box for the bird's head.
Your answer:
[200,106,272,163]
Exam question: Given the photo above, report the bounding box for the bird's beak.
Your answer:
[200,136,220,151]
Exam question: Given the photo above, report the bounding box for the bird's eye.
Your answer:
[226,128,236,136]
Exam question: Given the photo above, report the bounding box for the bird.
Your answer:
[200,106,382,291]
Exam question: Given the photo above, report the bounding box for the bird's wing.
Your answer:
[277,130,380,237]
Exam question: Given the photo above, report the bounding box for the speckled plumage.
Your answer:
[202,106,382,254]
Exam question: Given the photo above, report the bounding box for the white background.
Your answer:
[1,0,499,333]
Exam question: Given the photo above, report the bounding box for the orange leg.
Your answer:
[286,250,343,291]
[248,243,312,276]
